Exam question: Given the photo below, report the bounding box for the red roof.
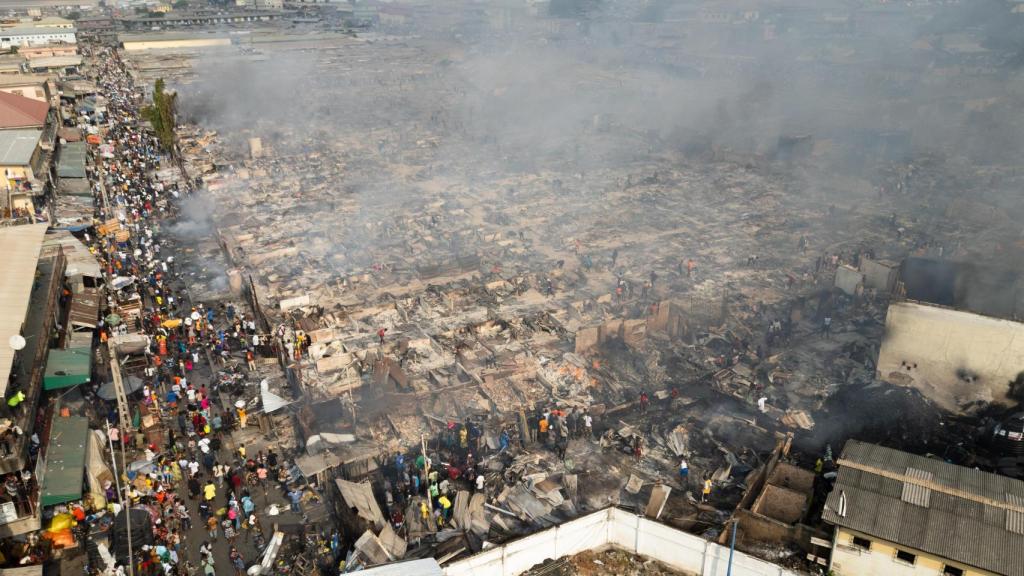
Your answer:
[0,90,48,129]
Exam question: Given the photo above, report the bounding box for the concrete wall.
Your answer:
[859,258,897,293]
[832,528,994,576]
[877,301,1024,413]
[443,508,802,576]
[834,265,863,296]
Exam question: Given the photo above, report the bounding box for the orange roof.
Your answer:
[0,90,48,129]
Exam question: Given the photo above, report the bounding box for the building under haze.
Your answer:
[823,440,1024,576]
[0,26,76,49]
[877,258,1024,416]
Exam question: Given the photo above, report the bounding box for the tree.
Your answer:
[141,78,177,154]
[173,0,189,8]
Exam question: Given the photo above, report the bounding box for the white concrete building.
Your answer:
[877,300,1024,413]
[0,27,77,49]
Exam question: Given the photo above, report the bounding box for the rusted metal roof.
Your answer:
[69,288,100,329]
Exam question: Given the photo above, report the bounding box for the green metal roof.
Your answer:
[56,141,87,179]
[43,347,91,391]
[40,416,88,507]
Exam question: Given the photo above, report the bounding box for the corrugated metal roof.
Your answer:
[68,287,100,329]
[42,230,100,279]
[27,55,82,69]
[0,27,77,36]
[0,129,40,165]
[56,141,86,179]
[0,91,47,129]
[823,440,1024,576]
[39,415,88,506]
[335,478,386,530]
[901,467,932,507]
[0,223,48,398]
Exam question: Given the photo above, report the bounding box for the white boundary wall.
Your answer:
[444,508,803,576]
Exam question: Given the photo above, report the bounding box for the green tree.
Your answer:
[141,78,177,154]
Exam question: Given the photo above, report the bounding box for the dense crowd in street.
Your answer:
[75,46,302,576]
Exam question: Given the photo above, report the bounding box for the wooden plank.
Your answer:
[810,536,832,548]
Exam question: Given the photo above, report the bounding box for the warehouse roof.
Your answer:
[823,440,1024,576]
[0,27,76,37]
[56,141,86,178]
[0,129,41,165]
[0,91,47,130]
[27,55,82,69]
[0,75,49,89]
[0,223,48,397]
[40,415,88,506]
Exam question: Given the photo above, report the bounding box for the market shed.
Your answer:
[43,348,91,390]
[40,416,89,507]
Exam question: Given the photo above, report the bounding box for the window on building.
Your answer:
[34,90,43,98]
[895,550,916,564]
[851,536,871,550]
[943,566,964,576]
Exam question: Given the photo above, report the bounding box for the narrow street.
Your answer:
[79,44,317,575]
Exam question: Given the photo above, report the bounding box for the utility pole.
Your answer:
[107,420,134,576]
[421,433,432,514]
[106,341,133,575]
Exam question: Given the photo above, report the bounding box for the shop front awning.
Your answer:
[43,347,91,391]
[40,416,88,507]
[0,223,48,398]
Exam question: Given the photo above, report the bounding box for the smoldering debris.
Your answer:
[121,0,1024,569]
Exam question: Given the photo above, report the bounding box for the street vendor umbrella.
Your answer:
[97,375,144,401]
[105,313,122,326]
[161,318,182,329]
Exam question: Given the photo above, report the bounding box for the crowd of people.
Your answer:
[72,46,296,576]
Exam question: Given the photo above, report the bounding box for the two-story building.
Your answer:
[823,440,1024,576]
[0,129,48,214]
[0,27,76,49]
[0,223,65,538]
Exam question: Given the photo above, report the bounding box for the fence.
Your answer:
[443,508,805,576]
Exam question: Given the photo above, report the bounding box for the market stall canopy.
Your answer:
[110,276,134,290]
[110,333,148,355]
[97,375,143,401]
[44,347,91,390]
[68,288,101,330]
[0,224,48,398]
[40,416,89,507]
[42,230,102,280]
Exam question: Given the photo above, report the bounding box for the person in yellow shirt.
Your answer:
[204,481,216,501]
[438,495,452,524]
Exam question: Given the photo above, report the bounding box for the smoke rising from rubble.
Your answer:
[168,194,216,238]
[177,4,1024,187]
